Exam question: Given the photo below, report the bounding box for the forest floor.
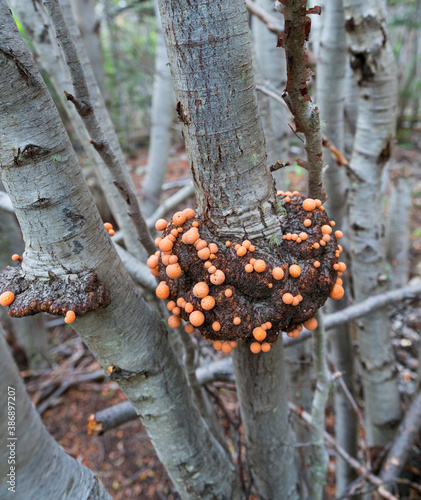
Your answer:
[15,137,421,499]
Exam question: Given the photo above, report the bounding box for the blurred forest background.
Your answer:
[2,0,421,498]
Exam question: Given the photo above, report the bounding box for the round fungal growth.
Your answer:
[64,310,76,324]
[0,291,15,306]
[149,197,344,352]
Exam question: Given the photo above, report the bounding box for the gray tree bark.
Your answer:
[0,330,111,499]
[141,0,174,218]
[156,1,297,497]
[316,0,358,492]
[344,0,402,446]
[0,5,240,498]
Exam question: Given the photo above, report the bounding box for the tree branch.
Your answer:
[43,0,156,256]
[275,0,325,199]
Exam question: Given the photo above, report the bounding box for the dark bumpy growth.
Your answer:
[0,267,111,318]
[149,192,345,354]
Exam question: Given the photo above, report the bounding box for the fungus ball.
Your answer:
[159,238,173,252]
[237,246,247,257]
[201,296,215,310]
[245,264,254,273]
[64,310,76,324]
[198,248,211,260]
[169,255,179,265]
[11,254,21,261]
[303,198,317,211]
[190,311,205,327]
[155,219,167,231]
[289,265,301,278]
[335,230,343,239]
[166,263,182,279]
[253,327,266,341]
[299,232,308,241]
[195,239,208,250]
[208,266,217,274]
[210,270,225,285]
[147,255,159,269]
[233,317,241,325]
[322,225,332,235]
[250,342,262,354]
[313,261,321,268]
[282,293,294,305]
[304,219,311,227]
[212,322,221,331]
[156,282,170,299]
[225,289,233,298]
[272,267,284,280]
[173,211,187,226]
[253,260,266,273]
[185,303,194,314]
[322,234,330,242]
[182,227,200,244]
[303,317,318,330]
[185,323,195,334]
[222,342,232,354]
[338,262,346,272]
[183,208,196,219]
[209,243,218,254]
[214,340,223,351]
[167,300,176,311]
[329,284,344,300]
[261,342,271,352]
[172,307,181,316]
[193,282,209,298]
[104,222,113,231]
[168,315,181,329]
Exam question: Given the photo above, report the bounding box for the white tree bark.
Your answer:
[0,6,240,498]
[142,0,174,218]
[344,0,402,446]
[0,330,111,499]
[316,0,358,492]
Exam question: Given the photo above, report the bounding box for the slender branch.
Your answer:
[43,0,156,255]
[87,401,136,434]
[309,312,330,499]
[245,0,283,34]
[380,390,421,488]
[288,403,399,500]
[275,0,324,199]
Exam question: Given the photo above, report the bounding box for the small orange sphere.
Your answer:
[314,242,320,249]
[282,293,294,305]
[185,323,195,334]
[150,268,160,276]
[167,300,176,311]
[185,303,194,314]
[254,260,266,273]
[261,342,271,352]
[173,211,187,226]
[322,225,332,235]
[237,246,247,257]
[159,238,173,252]
[155,219,167,231]
[225,288,233,298]
[272,267,284,280]
[330,284,344,300]
[335,230,343,239]
[64,310,76,324]
[209,243,218,254]
[284,196,290,203]
[169,255,179,265]
[156,282,170,299]
[245,264,254,273]
[198,248,211,260]
[230,341,239,348]
[253,327,266,341]
[166,264,182,279]
[193,282,209,298]
[292,234,298,241]
[11,254,21,261]
[338,262,347,272]
[313,261,320,268]
[299,232,308,241]
[182,227,200,244]
[322,234,331,242]
[208,266,217,274]
[204,261,212,269]
[336,277,343,285]
[249,245,255,252]
[172,307,181,316]
[303,198,317,211]
[210,270,225,285]
[176,298,184,307]
[155,237,162,247]
[147,255,159,269]
[195,239,207,250]
[168,315,181,329]
[225,241,231,247]
[192,221,199,227]
[289,265,301,278]
[292,296,300,306]
[242,240,251,249]
[183,208,196,219]
[212,322,221,331]
[108,229,115,236]
[304,219,311,227]
[233,317,241,325]
[303,317,318,330]
[214,340,223,351]
[250,342,262,354]
[190,311,205,327]
[201,296,215,310]
[222,342,232,354]
[104,222,113,231]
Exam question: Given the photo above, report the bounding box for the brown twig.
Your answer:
[275,0,325,200]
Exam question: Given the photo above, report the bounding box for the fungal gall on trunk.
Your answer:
[0,266,111,321]
[149,194,345,353]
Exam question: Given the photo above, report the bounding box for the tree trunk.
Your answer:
[316,0,358,492]
[344,0,402,446]
[142,0,174,218]
[0,5,240,498]
[0,329,111,499]
[156,1,298,497]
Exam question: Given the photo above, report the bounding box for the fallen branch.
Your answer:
[87,400,136,434]
[245,0,283,34]
[43,0,156,256]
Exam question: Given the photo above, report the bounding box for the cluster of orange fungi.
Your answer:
[148,192,345,355]
[104,222,115,237]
